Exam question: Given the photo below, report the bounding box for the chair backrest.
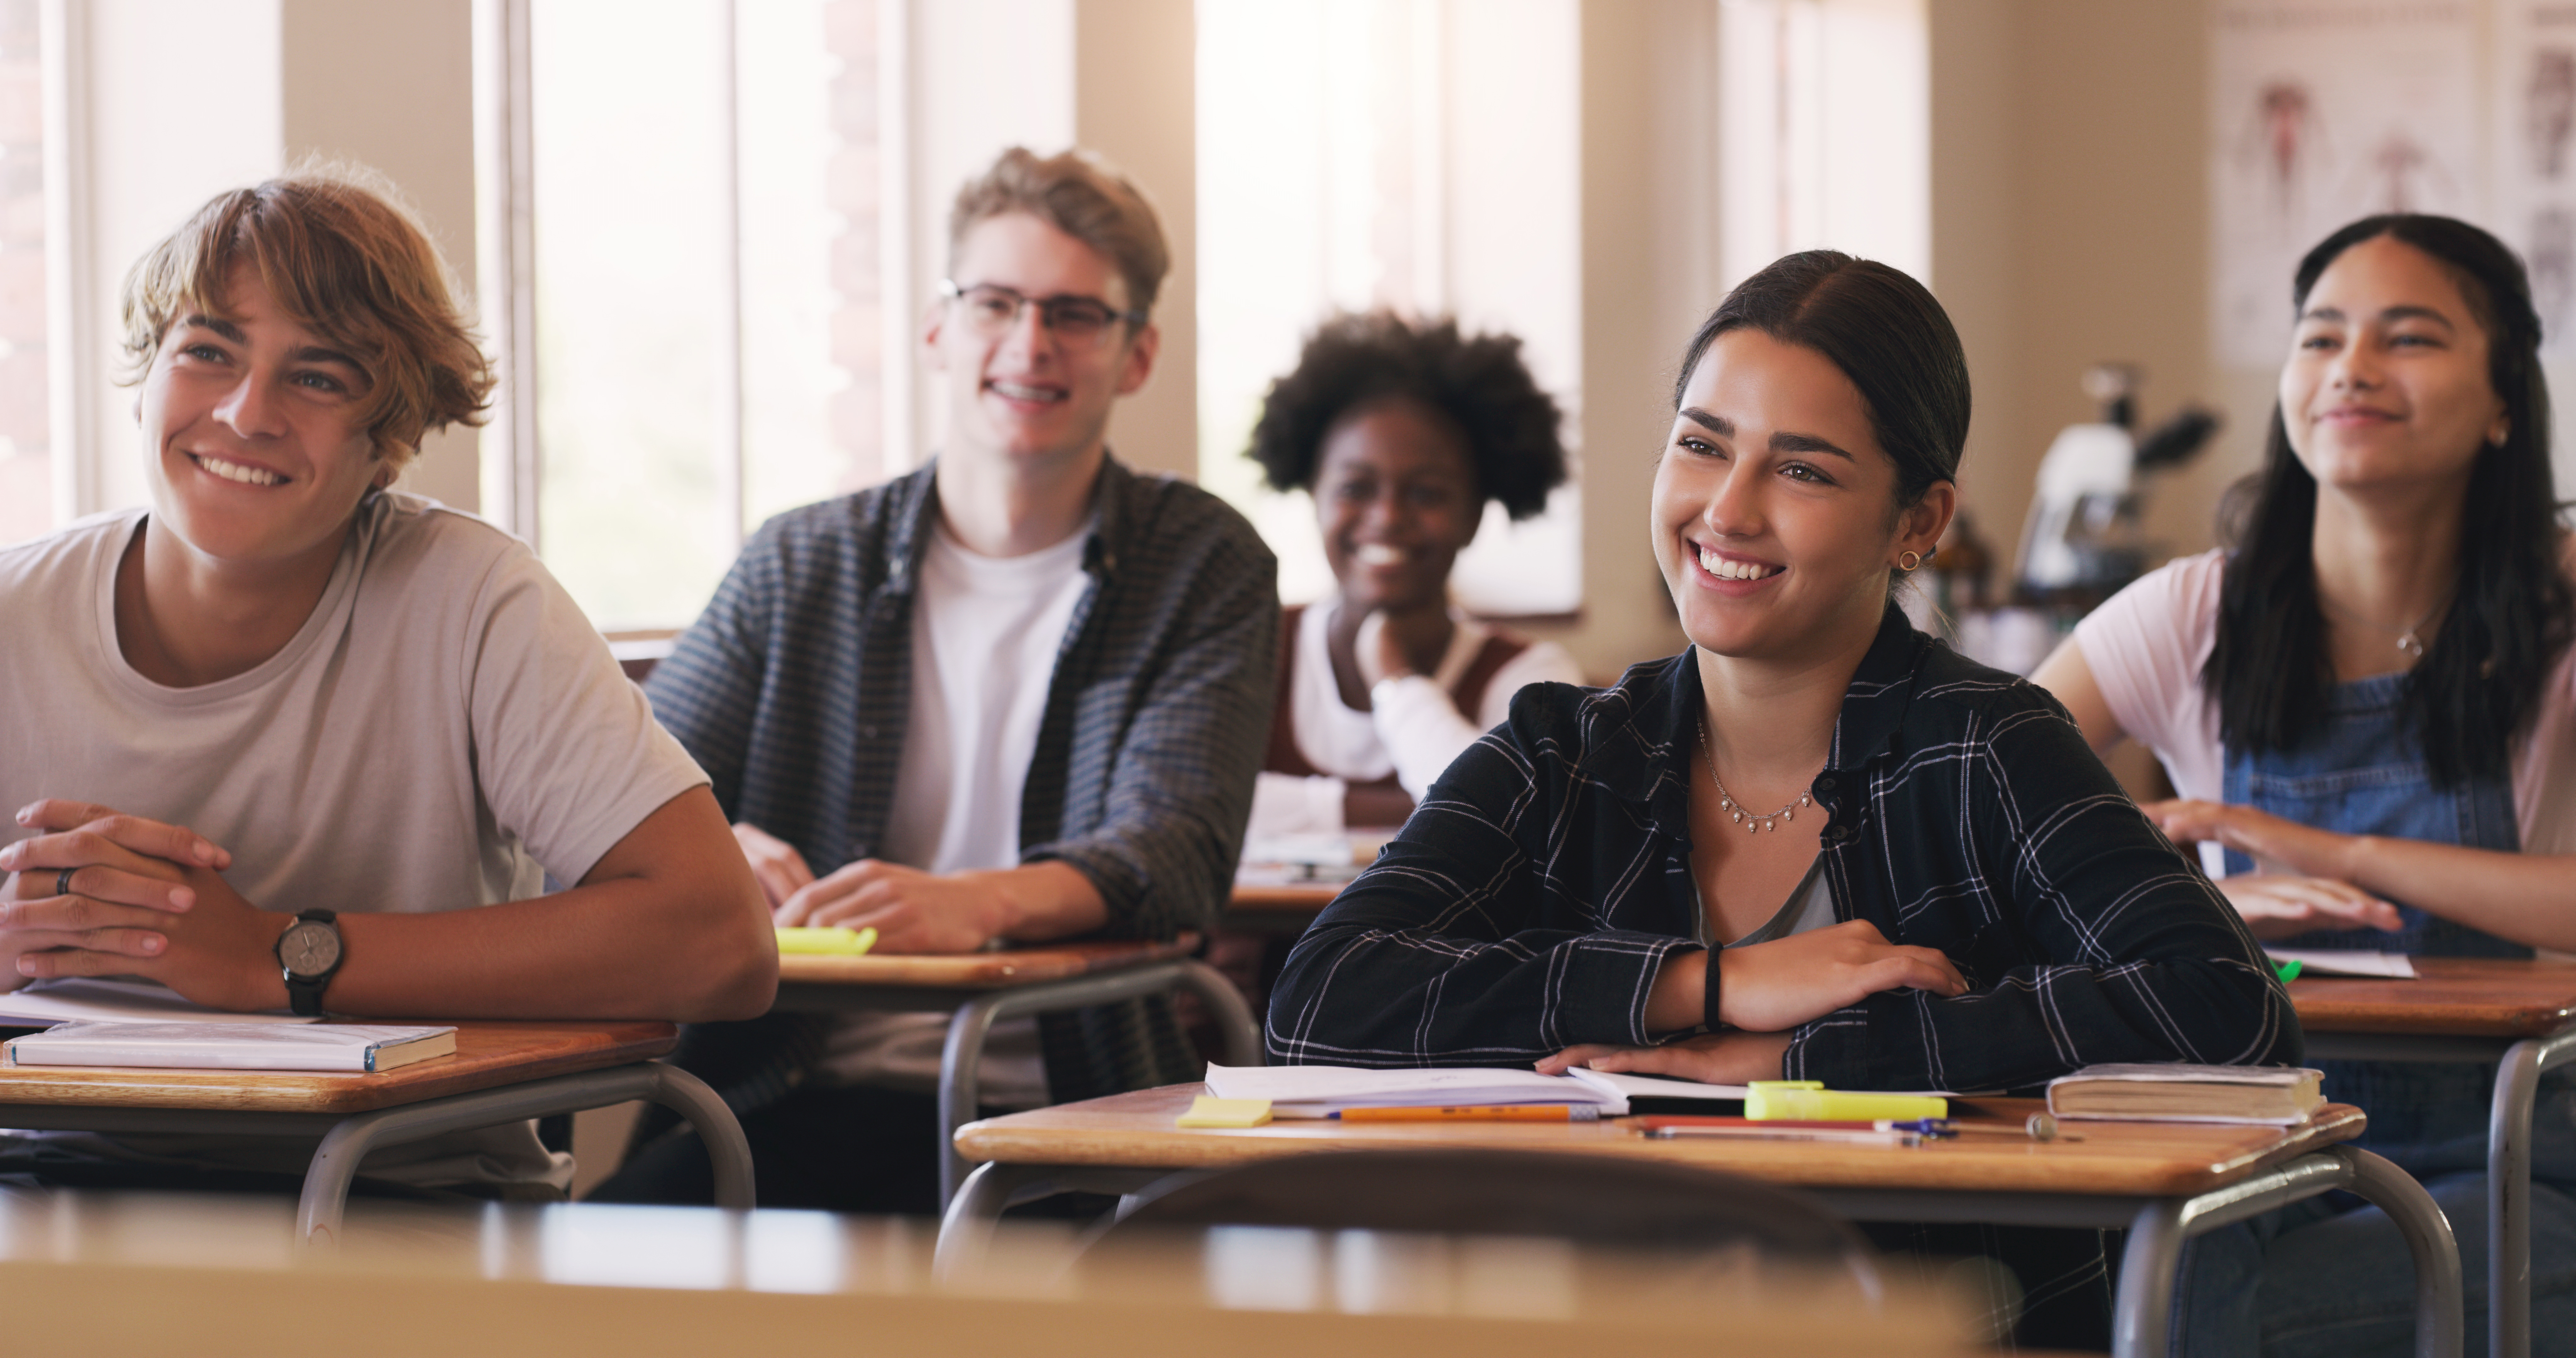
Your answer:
[1100,1147,1876,1269]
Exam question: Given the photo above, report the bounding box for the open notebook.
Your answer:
[0,978,315,1026]
[1202,1063,1751,1118]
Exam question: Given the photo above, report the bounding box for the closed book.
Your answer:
[3,1021,458,1073]
[2045,1063,2325,1125]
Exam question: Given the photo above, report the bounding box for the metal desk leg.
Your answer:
[2348,1145,2469,1358]
[2116,1195,2190,1358]
[935,958,1268,1208]
[935,1160,1042,1278]
[933,1161,1177,1280]
[1173,958,1262,1067]
[2488,1030,2576,1358]
[297,1060,755,1246]
[646,1062,757,1210]
[2113,1148,2460,1358]
[938,991,1008,1212]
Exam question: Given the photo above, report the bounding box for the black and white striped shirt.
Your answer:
[1267,605,2301,1092]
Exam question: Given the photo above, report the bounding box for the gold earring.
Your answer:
[1898,550,1923,571]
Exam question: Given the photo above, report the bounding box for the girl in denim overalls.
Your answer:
[2040,215,2576,1357]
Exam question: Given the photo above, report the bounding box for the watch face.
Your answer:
[279,921,342,977]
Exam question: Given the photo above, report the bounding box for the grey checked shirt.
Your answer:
[645,456,1279,938]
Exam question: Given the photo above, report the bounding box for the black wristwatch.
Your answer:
[274,909,344,1017]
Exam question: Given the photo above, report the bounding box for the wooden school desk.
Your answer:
[2293,957,2576,1358]
[0,1020,752,1245]
[1222,880,1341,932]
[1225,829,1396,932]
[3,1192,1988,1358]
[945,1085,2463,1358]
[769,937,1260,1207]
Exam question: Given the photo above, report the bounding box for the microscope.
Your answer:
[2014,364,2219,600]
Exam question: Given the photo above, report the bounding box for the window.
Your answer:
[507,0,885,631]
[1195,0,1584,618]
[0,0,45,546]
[1718,0,1930,289]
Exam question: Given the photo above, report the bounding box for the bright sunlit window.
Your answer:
[1717,0,1929,290]
[0,0,47,546]
[1196,0,1584,618]
[523,0,881,631]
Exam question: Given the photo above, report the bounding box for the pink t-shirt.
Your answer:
[2071,546,2576,863]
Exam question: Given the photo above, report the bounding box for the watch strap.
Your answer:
[285,972,329,1018]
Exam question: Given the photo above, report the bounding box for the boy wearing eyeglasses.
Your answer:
[594,146,1279,1213]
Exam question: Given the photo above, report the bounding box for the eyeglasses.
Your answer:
[939,280,1146,346]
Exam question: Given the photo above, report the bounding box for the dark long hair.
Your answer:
[2207,215,2575,787]
[1674,250,1969,512]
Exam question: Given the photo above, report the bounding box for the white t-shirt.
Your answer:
[0,494,709,1187]
[2070,546,2576,871]
[820,517,1095,1102]
[1250,597,1585,835]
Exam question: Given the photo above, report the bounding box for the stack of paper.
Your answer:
[0,978,315,1026]
[2264,949,2417,979]
[1201,1063,1754,1118]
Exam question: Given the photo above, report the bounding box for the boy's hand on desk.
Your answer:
[773,859,1007,953]
[0,800,282,1007]
[1,800,225,974]
[1538,1032,1793,1084]
[731,822,817,907]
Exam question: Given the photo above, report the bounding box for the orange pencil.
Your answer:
[1334,1104,1600,1123]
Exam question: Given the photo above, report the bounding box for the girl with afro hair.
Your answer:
[1247,311,1581,830]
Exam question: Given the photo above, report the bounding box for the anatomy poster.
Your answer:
[2212,1,2481,365]
[2496,1,2576,351]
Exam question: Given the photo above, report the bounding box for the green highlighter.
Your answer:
[2274,959,2304,983]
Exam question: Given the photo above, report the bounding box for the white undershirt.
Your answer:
[823,515,1096,1101]
[1250,597,1586,836]
[879,518,1095,871]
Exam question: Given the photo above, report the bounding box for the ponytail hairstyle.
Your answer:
[1674,250,1969,518]
[2206,214,2575,787]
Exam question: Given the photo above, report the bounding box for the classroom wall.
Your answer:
[1075,0,1198,484]
[1929,0,2576,589]
[282,0,480,515]
[1522,0,2240,684]
[1928,0,2230,586]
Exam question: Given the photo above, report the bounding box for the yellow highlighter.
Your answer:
[1745,1080,1947,1122]
[775,926,878,956]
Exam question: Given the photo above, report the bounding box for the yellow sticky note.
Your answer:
[1177,1096,1272,1128]
[776,926,878,956]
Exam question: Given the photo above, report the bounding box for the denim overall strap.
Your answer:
[2223,668,2531,1175]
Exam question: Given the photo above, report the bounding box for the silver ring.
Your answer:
[54,868,74,898]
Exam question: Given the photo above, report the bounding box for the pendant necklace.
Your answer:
[2320,588,2450,661]
[1697,716,1817,834]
